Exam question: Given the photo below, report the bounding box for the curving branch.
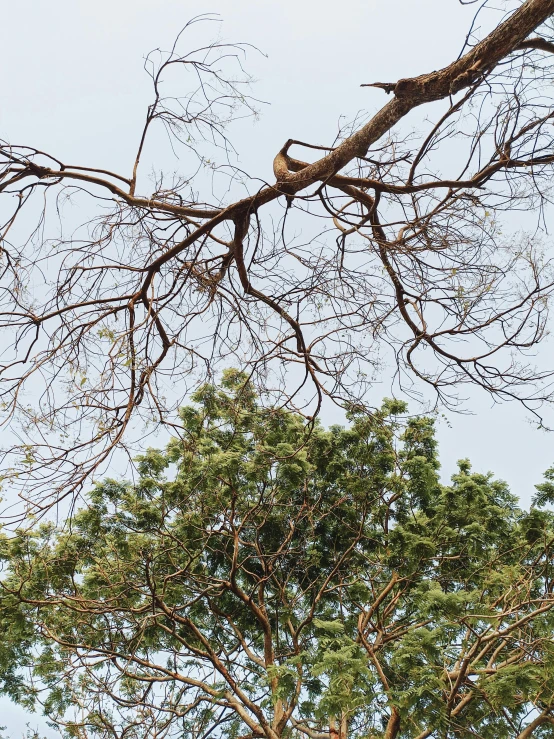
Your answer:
[2,1,554,516]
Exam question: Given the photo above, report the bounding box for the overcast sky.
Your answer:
[2,1,554,734]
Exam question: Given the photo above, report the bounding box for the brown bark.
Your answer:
[274,0,554,188]
[3,0,554,515]
[384,706,401,739]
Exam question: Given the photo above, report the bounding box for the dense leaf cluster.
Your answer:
[1,371,554,738]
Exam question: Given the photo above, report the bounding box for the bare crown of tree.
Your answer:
[2,0,554,516]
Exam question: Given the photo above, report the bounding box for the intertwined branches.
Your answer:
[2,377,554,739]
[2,2,554,515]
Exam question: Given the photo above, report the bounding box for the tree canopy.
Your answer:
[2,371,554,739]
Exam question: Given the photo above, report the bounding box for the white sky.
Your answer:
[1,0,554,734]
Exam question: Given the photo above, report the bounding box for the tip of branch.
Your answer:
[360,81,396,94]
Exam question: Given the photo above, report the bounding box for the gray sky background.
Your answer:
[1,1,554,734]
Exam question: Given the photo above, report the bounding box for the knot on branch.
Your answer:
[27,162,50,179]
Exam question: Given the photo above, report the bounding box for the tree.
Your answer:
[3,2,554,513]
[1,371,554,739]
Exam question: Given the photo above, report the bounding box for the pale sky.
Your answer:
[1,1,554,734]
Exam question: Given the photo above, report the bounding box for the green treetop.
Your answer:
[1,370,554,739]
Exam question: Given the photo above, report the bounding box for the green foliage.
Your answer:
[533,464,554,508]
[1,372,554,738]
